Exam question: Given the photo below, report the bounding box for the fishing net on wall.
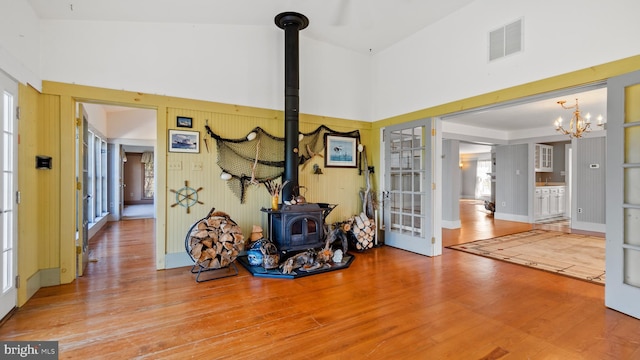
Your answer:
[205,124,360,203]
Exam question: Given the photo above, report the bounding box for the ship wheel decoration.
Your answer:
[170,180,204,214]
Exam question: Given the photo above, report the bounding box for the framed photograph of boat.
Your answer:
[169,129,200,153]
[176,116,193,128]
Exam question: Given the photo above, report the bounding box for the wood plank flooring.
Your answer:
[1,207,639,359]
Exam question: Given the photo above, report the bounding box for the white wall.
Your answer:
[37,20,372,121]
[106,108,156,141]
[0,0,41,87]
[2,0,640,123]
[372,0,640,120]
[82,103,108,136]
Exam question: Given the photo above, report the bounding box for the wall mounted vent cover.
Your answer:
[489,18,523,61]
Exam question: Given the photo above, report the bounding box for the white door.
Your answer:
[383,119,441,256]
[0,70,18,318]
[605,70,640,319]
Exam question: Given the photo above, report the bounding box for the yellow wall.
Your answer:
[39,81,371,280]
[165,108,371,255]
[17,85,39,305]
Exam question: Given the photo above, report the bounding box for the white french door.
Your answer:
[0,70,18,319]
[605,70,640,319]
[383,119,441,256]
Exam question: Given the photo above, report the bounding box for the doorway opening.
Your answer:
[441,84,607,245]
[76,103,157,274]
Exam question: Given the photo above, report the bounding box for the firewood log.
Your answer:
[207,218,221,228]
[194,230,209,239]
[208,257,221,269]
[359,212,370,227]
[201,239,213,248]
[191,243,203,260]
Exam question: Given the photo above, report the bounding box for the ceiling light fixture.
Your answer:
[554,98,605,138]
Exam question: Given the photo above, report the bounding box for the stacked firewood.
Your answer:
[348,212,376,250]
[188,209,245,269]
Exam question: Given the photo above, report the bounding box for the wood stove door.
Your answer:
[383,118,441,256]
[289,216,322,249]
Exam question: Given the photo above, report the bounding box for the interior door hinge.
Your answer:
[76,118,81,127]
[77,182,82,190]
[431,128,436,136]
[431,237,436,244]
[15,191,20,204]
[76,246,82,255]
[16,106,20,120]
[432,183,436,190]
[15,275,20,288]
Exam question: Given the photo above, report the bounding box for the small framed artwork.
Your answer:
[325,134,358,168]
[169,129,200,153]
[176,116,193,128]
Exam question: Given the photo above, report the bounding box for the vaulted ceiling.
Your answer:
[28,0,607,139]
[27,0,476,54]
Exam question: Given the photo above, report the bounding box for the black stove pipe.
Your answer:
[275,12,308,204]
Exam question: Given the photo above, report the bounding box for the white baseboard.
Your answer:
[571,220,606,234]
[442,220,461,229]
[494,212,529,223]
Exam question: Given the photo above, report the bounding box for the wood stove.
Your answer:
[261,203,336,254]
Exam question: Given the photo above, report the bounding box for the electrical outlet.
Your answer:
[168,161,182,170]
[578,208,583,213]
[191,162,203,171]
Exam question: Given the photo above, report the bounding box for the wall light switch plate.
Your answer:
[192,162,203,171]
[168,161,182,170]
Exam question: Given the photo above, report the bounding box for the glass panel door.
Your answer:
[384,119,439,256]
[605,70,640,319]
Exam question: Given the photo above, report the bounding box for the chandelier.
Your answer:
[554,98,605,138]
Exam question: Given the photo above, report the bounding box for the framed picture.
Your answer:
[176,116,193,128]
[169,129,200,153]
[325,134,358,168]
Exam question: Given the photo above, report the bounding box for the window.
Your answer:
[86,128,108,224]
[475,160,492,200]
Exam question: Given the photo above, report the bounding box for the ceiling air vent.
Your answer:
[489,18,523,61]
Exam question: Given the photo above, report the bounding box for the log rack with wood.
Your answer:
[184,207,244,282]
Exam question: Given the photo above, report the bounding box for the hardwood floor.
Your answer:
[443,199,533,247]
[1,209,639,359]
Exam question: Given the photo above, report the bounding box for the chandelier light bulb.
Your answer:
[555,117,563,127]
[246,132,257,141]
[585,112,591,123]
